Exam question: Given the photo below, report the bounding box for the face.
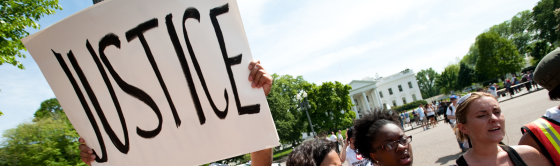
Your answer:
[320,150,342,166]
[458,96,505,144]
[451,98,457,105]
[370,123,413,166]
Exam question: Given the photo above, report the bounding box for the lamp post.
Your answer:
[297,91,316,137]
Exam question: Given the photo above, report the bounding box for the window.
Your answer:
[412,94,417,101]
[398,85,403,92]
[383,103,387,110]
[354,99,359,106]
[392,100,397,107]
[388,88,393,95]
[408,82,413,88]
[379,92,384,98]
[366,96,370,102]
[402,97,407,104]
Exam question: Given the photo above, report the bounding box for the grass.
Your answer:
[273,148,293,161]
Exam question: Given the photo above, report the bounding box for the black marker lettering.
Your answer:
[93,34,162,138]
[125,19,182,128]
[210,4,260,115]
[67,50,130,154]
[52,50,108,163]
[182,8,229,119]
[165,13,206,124]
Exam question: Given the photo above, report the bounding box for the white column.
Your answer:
[350,96,359,119]
[374,88,383,111]
[362,92,371,112]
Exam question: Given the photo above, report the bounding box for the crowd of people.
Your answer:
[76,48,560,166]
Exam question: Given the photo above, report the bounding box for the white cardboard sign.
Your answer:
[21,0,279,165]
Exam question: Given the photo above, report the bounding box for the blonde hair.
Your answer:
[454,92,497,141]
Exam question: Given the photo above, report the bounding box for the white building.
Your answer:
[348,69,423,118]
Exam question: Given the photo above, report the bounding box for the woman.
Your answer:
[426,103,436,128]
[286,139,341,166]
[353,108,413,166]
[505,79,514,97]
[454,92,551,166]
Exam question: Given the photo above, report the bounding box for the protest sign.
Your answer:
[21,0,279,165]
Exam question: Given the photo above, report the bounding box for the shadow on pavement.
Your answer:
[435,152,463,165]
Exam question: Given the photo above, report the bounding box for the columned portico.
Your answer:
[362,92,371,111]
[350,96,359,119]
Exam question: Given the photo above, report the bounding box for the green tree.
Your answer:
[0,0,62,69]
[489,10,534,56]
[461,44,480,67]
[531,0,560,46]
[306,81,355,134]
[415,68,440,99]
[33,98,63,121]
[528,40,554,66]
[475,31,524,79]
[266,74,310,145]
[435,64,460,94]
[457,62,475,89]
[0,98,84,166]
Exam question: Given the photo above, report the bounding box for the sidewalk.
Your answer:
[497,86,544,103]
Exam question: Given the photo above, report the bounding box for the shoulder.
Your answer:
[511,145,551,166]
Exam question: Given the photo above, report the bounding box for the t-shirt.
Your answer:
[426,108,434,116]
[330,135,337,142]
[544,106,560,123]
[338,134,344,141]
[404,112,409,118]
[345,146,373,166]
[447,104,457,124]
[417,107,425,118]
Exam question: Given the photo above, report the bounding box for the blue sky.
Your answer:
[0,0,540,135]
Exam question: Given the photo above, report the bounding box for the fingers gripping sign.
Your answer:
[248,59,273,96]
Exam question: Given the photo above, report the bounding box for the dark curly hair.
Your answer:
[286,139,335,166]
[352,108,401,162]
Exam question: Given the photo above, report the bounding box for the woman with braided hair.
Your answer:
[453,92,551,166]
[353,108,413,166]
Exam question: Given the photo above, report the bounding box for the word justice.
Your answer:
[51,4,260,163]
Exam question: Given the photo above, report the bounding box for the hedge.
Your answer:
[391,100,428,112]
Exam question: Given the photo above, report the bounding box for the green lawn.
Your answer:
[273,148,293,161]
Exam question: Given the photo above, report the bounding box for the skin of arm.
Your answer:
[339,139,348,163]
[518,132,544,156]
[79,59,274,165]
[512,145,552,166]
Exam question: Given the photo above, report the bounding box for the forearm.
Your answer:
[447,115,456,119]
[251,148,273,166]
[339,144,347,163]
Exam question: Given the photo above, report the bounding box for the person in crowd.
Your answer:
[518,48,560,165]
[79,59,275,166]
[337,130,344,143]
[403,111,410,128]
[399,113,404,128]
[286,139,341,166]
[487,83,498,98]
[512,74,520,93]
[331,131,340,153]
[505,79,514,97]
[339,127,373,166]
[523,71,532,91]
[529,70,538,90]
[447,95,466,151]
[454,92,551,166]
[412,108,419,126]
[426,103,436,128]
[441,101,449,124]
[417,103,427,130]
[353,108,413,166]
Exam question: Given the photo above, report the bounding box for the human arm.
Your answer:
[518,132,544,156]
[339,139,348,163]
[512,145,552,166]
[251,148,273,166]
[78,138,95,166]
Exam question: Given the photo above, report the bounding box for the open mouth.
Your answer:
[488,127,501,132]
[398,153,411,165]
